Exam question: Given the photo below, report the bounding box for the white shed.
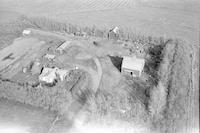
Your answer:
[121,56,145,77]
[44,54,56,61]
[56,41,71,53]
[22,29,31,36]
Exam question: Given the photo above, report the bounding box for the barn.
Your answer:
[121,56,145,77]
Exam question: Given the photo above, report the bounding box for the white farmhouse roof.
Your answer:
[39,67,69,83]
[39,67,57,83]
[22,30,31,35]
[57,41,71,51]
[122,56,145,73]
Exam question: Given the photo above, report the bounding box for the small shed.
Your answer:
[22,29,31,36]
[56,41,71,54]
[121,56,145,77]
[44,54,56,61]
[108,27,120,40]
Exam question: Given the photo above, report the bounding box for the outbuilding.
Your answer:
[121,56,145,77]
[43,54,56,61]
[108,27,120,40]
[56,41,71,54]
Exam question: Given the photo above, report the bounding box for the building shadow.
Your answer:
[108,55,123,72]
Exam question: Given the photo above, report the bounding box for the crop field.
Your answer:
[0,0,199,44]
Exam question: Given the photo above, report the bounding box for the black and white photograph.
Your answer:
[0,0,199,133]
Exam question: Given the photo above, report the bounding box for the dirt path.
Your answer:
[189,45,199,132]
[93,57,103,91]
[74,58,102,92]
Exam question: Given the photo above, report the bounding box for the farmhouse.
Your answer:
[121,56,145,77]
[22,29,31,36]
[39,67,57,83]
[39,67,69,83]
[56,41,71,54]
